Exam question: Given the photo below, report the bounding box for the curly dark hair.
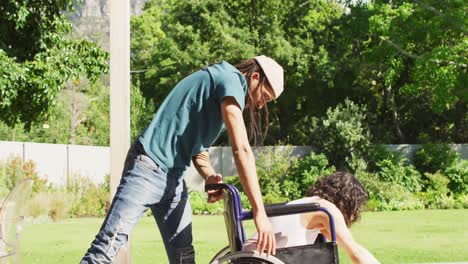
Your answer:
[307,171,369,227]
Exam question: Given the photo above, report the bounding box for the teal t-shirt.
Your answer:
[139,61,247,172]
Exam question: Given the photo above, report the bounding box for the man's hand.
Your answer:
[254,211,276,256]
[205,174,224,203]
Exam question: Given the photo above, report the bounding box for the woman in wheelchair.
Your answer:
[243,171,380,264]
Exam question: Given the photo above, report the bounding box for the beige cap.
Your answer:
[254,55,284,99]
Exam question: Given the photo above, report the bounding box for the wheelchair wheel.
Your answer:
[210,250,284,264]
[210,245,230,263]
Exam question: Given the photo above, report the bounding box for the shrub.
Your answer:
[48,191,72,222]
[26,191,72,221]
[310,99,371,171]
[443,158,468,194]
[456,194,468,209]
[284,152,335,199]
[0,156,49,194]
[280,179,302,201]
[239,192,252,210]
[223,176,273,209]
[27,192,51,218]
[226,150,335,205]
[424,172,450,195]
[368,144,403,172]
[356,172,424,211]
[365,199,381,211]
[418,171,459,209]
[375,158,422,192]
[67,174,110,217]
[413,143,459,174]
[189,191,223,215]
[263,191,288,204]
[418,191,457,209]
[255,146,294,197]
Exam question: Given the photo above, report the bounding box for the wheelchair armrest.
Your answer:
[242,202,321,219]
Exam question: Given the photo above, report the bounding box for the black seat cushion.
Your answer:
[274,242,339,264]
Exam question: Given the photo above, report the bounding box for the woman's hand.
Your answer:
[254,211,276,256]
[205,174,224,203]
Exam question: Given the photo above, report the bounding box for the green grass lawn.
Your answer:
[21,210,468,263]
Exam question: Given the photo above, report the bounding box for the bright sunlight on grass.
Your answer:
[21,210,468,263]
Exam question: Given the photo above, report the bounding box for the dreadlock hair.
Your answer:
[234,59,270,146]
[307,171,369,227]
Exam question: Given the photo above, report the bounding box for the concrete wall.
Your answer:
[0,141,466,190]
[386,144,468,161]
[0,141,109,186]
[24,142,68,186]
[68,144,110,185]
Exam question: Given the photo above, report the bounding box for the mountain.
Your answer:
[69,0,146,50]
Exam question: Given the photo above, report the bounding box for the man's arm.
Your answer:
[192,151,224,203]
[221,97,276,256]
[192,151,216,180]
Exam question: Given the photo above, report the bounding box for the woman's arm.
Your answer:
[221,97,276,256]
[310,200,380,264]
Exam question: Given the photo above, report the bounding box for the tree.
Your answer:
[131,0,345,145]
[339,1,467,143]
[130,0,467,145]
[0,0,109,128]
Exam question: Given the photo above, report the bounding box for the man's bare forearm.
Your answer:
[232,145,265,214]
[192,151,216,180]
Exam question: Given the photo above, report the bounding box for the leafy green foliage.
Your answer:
[284,152,336,199]
[132,0,467,144]
[189,191,224,215]
[368,144,403,171]
[367,144,422,192]
[130,78,156,141]
[413,143,459,174]
[0,0,108,127]
[0,79,111,146]
[375,159,422,193]
[66,174,110,217]
[310,99,371,170]
[0,156,49,195]
[130,0,350,144]
[254,147,294,198]
[356,172,424,211]
[443,158,468,194]
[418,171,457,210]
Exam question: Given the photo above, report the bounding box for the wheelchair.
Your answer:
[205,184,339,264]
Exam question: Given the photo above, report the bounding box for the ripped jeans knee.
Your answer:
[105,223,130,259]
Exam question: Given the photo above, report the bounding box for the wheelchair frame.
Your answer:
[206,184,339,264]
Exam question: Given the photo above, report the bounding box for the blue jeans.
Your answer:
[81,141,195,263]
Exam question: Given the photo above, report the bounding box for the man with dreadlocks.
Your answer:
[81,56,283,263]
[244,171,380,264]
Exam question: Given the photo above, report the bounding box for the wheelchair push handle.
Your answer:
[205,183,228,192]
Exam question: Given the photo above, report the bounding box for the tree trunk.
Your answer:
[454,99,467,142]
[386,84,405,143]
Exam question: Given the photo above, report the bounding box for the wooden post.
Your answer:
[110,0,131,263]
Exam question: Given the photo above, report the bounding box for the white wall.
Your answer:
[0,141,22,161]
[68,144,110,185]
[24,142,68,186]
[0,141,108,186]
[1,141,467,190]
